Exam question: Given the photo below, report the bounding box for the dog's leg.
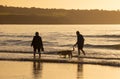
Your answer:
[64,55,66,58]
[68,54,70,58]
[71,53,72,58]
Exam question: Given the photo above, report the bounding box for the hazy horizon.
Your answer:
[0,0,120,10]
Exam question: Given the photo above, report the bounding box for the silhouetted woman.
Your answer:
[74,31,85,56]
[31,32,44,58]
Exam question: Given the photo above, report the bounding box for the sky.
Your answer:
[0,0,120,10]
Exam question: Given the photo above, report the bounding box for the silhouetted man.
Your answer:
[74,31,85,56]
[31,32,44,58]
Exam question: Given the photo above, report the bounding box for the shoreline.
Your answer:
[0,57,120,67]
[0,52,120,67]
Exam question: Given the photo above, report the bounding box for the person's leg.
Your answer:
[34,48,36,58]
[81,49,85,55]
[78,48,80,56]
[81,44,86,55]
[38,48,41,58]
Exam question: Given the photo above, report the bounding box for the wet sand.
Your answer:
[0,60,120,79]
[0,52,120,79]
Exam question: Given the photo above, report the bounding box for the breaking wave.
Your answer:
[1,33,120,38]
[0,51,120,67]
[85,44,120,50]
[85,35,120,38]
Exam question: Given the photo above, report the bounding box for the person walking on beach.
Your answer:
[73,31,86,56]
[31,32,44,58]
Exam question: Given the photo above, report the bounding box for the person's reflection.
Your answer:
[77,58,84,79]
[33,60,42,79]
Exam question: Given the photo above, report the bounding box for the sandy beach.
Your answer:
[0,54,120,79]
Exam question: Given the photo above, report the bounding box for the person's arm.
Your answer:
[72,42,77,51]
[74,42,78,46]
[31,36,35,47]
[41,42,44,51]
[42,46,44,51]
[40,37,44,51]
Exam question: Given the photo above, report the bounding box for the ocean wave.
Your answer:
[58,43,120,50]
[0,34,32,38]
[1,33,120,38]
[0,40,31,46]
[0,39,59,46]
[0,51,120,67]
[59,44,74,47]
[85,44,120,50]
[85,35,120,38]
[0,50,32,53]
[0,38,120,50]
[0,57,120,67]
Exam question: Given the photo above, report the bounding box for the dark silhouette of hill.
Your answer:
[0,5,120,24]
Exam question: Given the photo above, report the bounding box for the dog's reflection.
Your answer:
[33,61,42,79]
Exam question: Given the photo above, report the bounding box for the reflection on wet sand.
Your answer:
[32,59,84,79]
[33,61,42,79]
[77,58,84,79]
[77,64,84,79]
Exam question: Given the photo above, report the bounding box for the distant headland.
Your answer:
[0,5,120,24]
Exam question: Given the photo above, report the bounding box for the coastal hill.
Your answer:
[0,5,120,24]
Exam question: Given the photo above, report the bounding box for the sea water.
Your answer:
[0,24,120,51]
[0,25,120,66]
[0,25,120,79]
